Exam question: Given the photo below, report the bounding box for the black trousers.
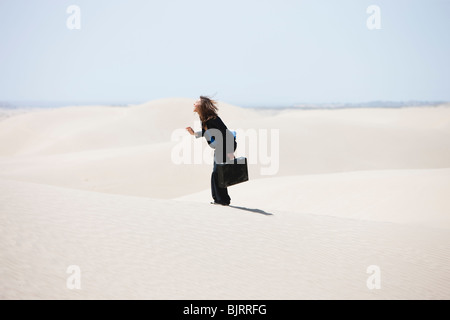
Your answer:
[211,160,231,205]
[211,141,237,205]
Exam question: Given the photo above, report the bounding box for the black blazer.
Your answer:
[195,116,237,163]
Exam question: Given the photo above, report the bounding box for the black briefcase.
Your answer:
[216,157,249,188]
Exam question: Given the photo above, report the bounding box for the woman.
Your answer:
[186,96,237,206]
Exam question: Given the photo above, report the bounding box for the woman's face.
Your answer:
[193,99,201,113]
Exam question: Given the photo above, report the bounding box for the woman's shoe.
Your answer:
[210,201,229,206]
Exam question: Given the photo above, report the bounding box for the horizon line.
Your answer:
[0,98,448,109]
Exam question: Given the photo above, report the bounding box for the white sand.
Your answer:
[0,98,449,299]
[178,168,450,230]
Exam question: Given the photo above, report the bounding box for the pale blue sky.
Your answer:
[0,0,449,107]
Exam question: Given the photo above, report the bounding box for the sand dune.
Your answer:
[1,178,449,299]
[177,168,450,230]
[0,98,449,299]
[0,98,260,157]
[0,100,449,199]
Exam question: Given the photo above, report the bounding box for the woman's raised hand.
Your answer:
[186,127,194,135]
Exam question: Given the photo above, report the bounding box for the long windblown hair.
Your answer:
[198,96,218,128]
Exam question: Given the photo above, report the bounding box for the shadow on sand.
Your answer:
[228,205,273,216]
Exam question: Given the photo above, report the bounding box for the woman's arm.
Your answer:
[187,127,204,139]
[188,121,219,149]
[186,127,194,135]
[204,129,217,149]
